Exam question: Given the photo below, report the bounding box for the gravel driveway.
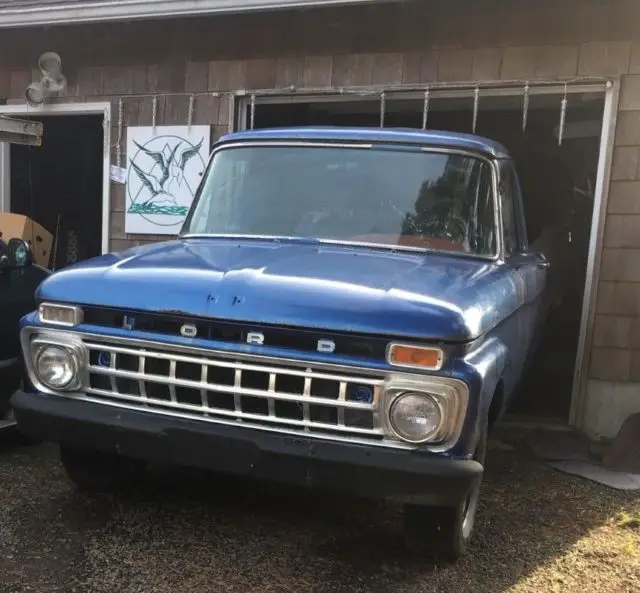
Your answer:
[0,429,638,593]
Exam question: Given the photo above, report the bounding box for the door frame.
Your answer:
[0,101,112,255]
[570,81,620,429]
[235,80,619,433]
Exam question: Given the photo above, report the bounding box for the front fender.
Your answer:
[450,336,508,455]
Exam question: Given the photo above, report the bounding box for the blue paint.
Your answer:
[21,128,551,460]
[219,127,511,159]
[34,239,521,343]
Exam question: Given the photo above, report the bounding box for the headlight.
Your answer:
[388,392,442,443]
[34,345,78,389]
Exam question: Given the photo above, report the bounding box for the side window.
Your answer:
[500,161,529,256]
[500,164,518,256]
[508,163,528,250]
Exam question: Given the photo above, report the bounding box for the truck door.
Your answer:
[500,160,549,387]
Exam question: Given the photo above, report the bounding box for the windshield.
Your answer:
[182,144,497,256]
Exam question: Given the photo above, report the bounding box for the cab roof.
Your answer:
[217,126,510,159]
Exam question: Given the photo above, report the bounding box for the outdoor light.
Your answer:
[24,82,46,107]
[387,391,443,444]
[23,52,67,107]
[38,303,84,327]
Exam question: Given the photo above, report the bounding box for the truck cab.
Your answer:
[11,127,551,560]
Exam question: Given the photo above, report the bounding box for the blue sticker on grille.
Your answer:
[348,385,373,403]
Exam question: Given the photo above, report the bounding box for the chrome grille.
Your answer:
[83,339,386,441]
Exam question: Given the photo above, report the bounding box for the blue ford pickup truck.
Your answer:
[11,127,552,560]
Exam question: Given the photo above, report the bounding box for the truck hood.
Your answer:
[37,238,517,342]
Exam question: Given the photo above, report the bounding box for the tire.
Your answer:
[59,444,147,493]
[403,420,488,562]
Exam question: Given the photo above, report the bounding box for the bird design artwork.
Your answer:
[129,138,204,207]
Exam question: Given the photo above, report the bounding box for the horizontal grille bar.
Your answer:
[83,339,387,441]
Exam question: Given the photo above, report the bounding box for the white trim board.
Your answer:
[571,82,620,429]
[0,102,112,256]
[0,0,390,28]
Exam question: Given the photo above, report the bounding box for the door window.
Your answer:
[501,162,527,256]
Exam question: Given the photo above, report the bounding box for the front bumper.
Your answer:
[11,391,483,506]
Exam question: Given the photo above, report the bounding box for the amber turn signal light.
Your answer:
[387,344,443,370]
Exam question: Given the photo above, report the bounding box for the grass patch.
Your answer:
[616,509,640,531]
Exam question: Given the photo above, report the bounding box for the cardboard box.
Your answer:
[0,212,52,268]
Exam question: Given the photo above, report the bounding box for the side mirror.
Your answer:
[8,238,34,268]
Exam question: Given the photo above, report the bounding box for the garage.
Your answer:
[232,82,611,424]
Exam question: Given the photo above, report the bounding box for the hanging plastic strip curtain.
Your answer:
[109,79,608,160]
[421,88,430,130]
[151,96,158,133]
[116,98,123,168]
[522,82,530,132]
[187,94,195,130]
[472,87,480,134]
[558,84,568,146]
[250,94,256,130]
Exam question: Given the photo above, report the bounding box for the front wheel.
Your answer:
[60,444,147,493]
[403,422,488,561]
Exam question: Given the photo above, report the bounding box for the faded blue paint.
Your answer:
[21,128,550,458]
[219,127,511,159]
[35,238,520,342]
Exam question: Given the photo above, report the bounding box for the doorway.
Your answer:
[0,103,112,264]
[237,84,615,425]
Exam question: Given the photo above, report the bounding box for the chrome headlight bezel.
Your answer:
[26,333,87,393]
[382,376,468,450]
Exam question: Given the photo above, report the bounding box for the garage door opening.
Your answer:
[8,114,104,269]
[242,88,608,423]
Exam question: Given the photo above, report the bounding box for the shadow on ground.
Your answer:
[0,428,637,593]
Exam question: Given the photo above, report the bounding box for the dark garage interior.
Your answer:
[248,91,605,422]
[9,114,104,270]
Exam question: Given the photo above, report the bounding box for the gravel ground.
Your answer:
[0,429,638,593]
